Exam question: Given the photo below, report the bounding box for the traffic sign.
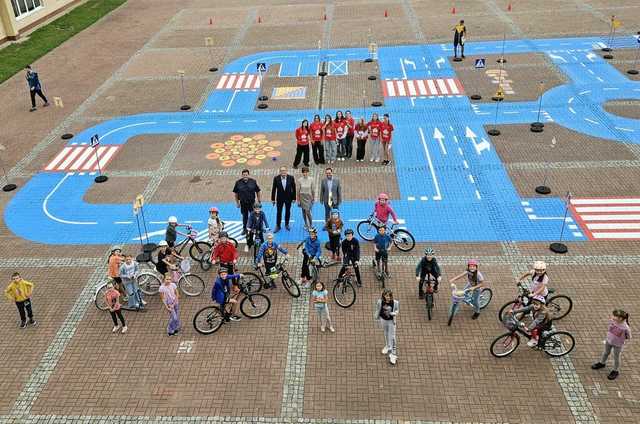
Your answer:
[90,134,100,147]
[256,63,267,72]
[475,58,486,69]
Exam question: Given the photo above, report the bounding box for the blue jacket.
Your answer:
[255,241,287,263]
[374,233,392,252]
[26,71,41,90]
[211,274,240,304]
[303,236,321,259]
[247,211,269,233]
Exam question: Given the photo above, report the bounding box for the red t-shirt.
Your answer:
[381,122,394,143]
[334,120,347,140]
[324,123,336,141]
[213,241,238,263]
[368,120,382,140]
[295,127,310,146]
[105,288,121,311]
[346,117,355,135]
[310,122,323,142]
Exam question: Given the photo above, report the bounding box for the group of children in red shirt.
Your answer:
[294,111,394,167]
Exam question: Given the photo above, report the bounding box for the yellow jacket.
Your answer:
[4,279,33,302]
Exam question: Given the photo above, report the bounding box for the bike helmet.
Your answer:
[266,232,274,240]
[168,216,178,224]
[209,207,219,213]
[424,247,435,256]
[331,209,340,216]
[378,192,389,201]
[158,240,168,247]
[344,228,354,235]
[253,202,262,209]
[219,231,229,238]
[532,295,546,305]
[533,261,547,271]
[111,245,122,252]
[467,259,478,267]
[309,227,317,234]
[218,267,228,275]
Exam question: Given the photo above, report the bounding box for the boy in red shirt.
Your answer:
[310,114,325,164]
[211,232,238,274]
[380,113,394,165]
[293,119,311,169]
[367,113,382,162]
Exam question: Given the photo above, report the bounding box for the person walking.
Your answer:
[367,113,382,162]
[120,254,145,311]
[293,119,311,169]
[319,167,341,223]
[354,118,368,162]
[592,309,631,380]
[271,166,296,232]
[345,110,355,160]
[453,20,467,59]
[312,282,335,332]
[25,65,49,112]
[374,289,399,365]
[310,114,325,164]
[233,169,262,233]
[4,272,36,328]
[104,282,127,333]
[159,274,181,336]
[296,166,315,230]
[323,114,337,164]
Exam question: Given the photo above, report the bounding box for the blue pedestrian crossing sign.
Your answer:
[475,58,486,69]
[90,134,100,147]
[256,63,267,72]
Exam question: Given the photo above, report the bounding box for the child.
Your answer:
[159,274,181,336]
[326,209,343,261]
[246,203,269,255]
[255,233,288,289]
[4,272,36,328]
[311,282,334,332]
[298,228,321,289]
[208,207,224,245]
[373,193,398,226]
[120,254,145,311]
[516,261,549,299]
[104,282,127,333]
[107,246,125,297]
[380,113,394,165]
[415,247,442,297]
[449,259,485,320]
[354,117,368,162]
[225,280,243,320]
[367,113,382,162]
[373,226,392,277]
[373,289,399,365]
[510,296,551,347]
[592,309,631,380]
[212,268,242,321]
[339,229,362,287]
[165,216,179,247]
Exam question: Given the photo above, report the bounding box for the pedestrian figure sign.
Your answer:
[90,134,100,147]
[475,58,486,69]
[256,63,267,72]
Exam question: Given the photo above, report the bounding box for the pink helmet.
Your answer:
[467,259,479,267]
[378,193,389,200]
[209,207,219,213]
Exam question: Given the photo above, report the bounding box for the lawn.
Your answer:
[0,0,127,84]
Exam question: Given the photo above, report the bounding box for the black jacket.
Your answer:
[416,257,441,279]
[271,175,296,202]
[341,238,360,261]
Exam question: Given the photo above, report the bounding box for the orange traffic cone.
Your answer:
[507,3,512,11]
[451,6,456,14]
[323,13,326,21]
[209,17,213,25]
[257,16,262,23]
[384,9,388,18]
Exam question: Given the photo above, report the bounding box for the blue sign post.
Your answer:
[90,134,108,183]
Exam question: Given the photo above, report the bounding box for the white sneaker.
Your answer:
[329,326,335,332]
[389,353,397,365]
[370,158,374,162]
[141,299,148,306]
[244,245,249,253]
[375,158,380,163]
[527,338,538,348]
[382,346,390,355]
[321,326,325,332]
[121,326,128,334]
[112,326,120,333]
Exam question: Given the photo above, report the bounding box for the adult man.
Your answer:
[233,169,261,233]
[25,65,49,112]
[271,166,296,232]
[319,167,341,223]
[453,20,467,59]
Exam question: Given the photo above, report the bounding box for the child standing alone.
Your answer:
[311,282,334,332]
[592,309,631,380]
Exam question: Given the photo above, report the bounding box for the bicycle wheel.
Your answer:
[189,241,211,262]
[498,300,518,322]
[94,284,109,311]
[193,305,224,335]
[240,272,263,294]
[240,293,271,319]
[281,272,301,298]
[309,264,319,283]
[333,279,356,308]
[179,274,205,296]
[150,245,161,265]
[357,220,377,241]
[138,273,161,296]
[199,250,212,271]
[447,302,458,326]
[543,331,575,357]
[547,295,573,321]
[490,332,521,358]
[479,288,493,310]
[392,229,415,252]
[426,293,434,321]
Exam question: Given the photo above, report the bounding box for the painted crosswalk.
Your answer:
[382,78,464,97]
[570,198,640,240]
[215,73,261,90]
[44,145,121,172]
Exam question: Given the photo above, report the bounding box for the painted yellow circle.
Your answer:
[230,135,243,141]
[242,137,253,142]
[255,154,266,160]
[258,139,268,145]
[236,157,247,163]
[270,150,282,157]
[219,155,230,161]
[269,140,282,147]
[253,134,266,140]
[263,146,274,151]
[225,140,235,146]
[207,153,220,160]
[215,148,226,153]
[211,143,225,148]
[247,159,261,166]
[222,160,236,167]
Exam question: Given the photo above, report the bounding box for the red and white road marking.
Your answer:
[44,145,121,172]
[382,78,464,97]
[215,73,261,90]
[570,198,640,240]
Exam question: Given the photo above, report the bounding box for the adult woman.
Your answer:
[334,111,347,161]
[310,114,325,164]
[296,166,315,230]
[354,118,368,162]
[323,114,337,164]
[293,119,311,169]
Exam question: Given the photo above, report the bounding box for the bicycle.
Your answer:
[332,265,357,308]
[422,275,438,321]
[241,257,301,298]
[192,278,271,335]
[150,225,211,263]
[498,282,573,322]
[372,254,389,288]
[136,259,205,297]
[307,255,340,284]
[490,315,575,358]
[447,283,493,326]
[356,215,415,252]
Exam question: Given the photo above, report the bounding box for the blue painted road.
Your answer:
[5,36,640,245]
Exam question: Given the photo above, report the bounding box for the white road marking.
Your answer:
[463,160,469,169]
[115,221,133,224]
[572,198,640,205]
[226,89,239,112]
[43,174,97,225]
[615,127,634,132]
[418,127,442,201]
[475,190,481,200]
[100,121,157,142]
[576,206,640,213]
[584,118,599,125]
[468,174,475,184]
[569,107,576,114]
[568,97,574,104]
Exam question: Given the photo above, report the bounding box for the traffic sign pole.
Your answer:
[550,192,571,254]
[91,135,108,183]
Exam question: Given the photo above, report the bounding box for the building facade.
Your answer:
[0,0,81,44]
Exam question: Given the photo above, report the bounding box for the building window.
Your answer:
[11,0,43,19]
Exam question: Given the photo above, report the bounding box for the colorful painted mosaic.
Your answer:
[206,134,282,167]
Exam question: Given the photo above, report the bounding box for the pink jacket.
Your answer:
[374,203,398,223]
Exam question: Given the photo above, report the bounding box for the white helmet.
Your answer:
[158,240,168,247]
[168,216,178,224]
[533,261,547,271]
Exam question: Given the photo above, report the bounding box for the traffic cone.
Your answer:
[451,6,456,14]
[257,16,262,23]
[323,13,326,21]
[507,3,512,11]
[384,9,388,18]
[209,17,213,25]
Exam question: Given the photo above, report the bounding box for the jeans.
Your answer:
[337,138,346,158]
[312,142,325,164]
[600,342,622,371]
[16,299,34,323]
[324,203,338,222]
[369,139,381,161]
[301,252,312,280]
[470,288,481,313]
[328,234,341,255]
[166,302,181,334]
[315,305,332,328]
[324,140,337,162]
[381,319,397,355]
[124,279,143,309]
